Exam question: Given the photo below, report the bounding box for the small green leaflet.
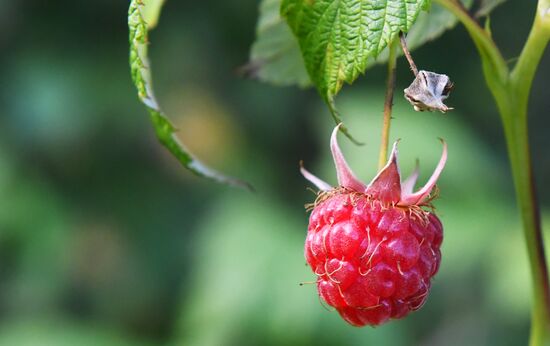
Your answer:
[281,0,431,101]
[128,0,251,190]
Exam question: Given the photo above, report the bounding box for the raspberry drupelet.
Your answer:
[301,125,447,327]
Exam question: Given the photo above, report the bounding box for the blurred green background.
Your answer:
[1,1,549,345]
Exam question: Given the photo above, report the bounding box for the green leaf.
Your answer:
[399,0,472,53]
[128,0,251,190]
[246,1,362,143]
[281,0,431,100]
[249,0,505,87]
[345,0,474,68]
[247,0,311,87]
[248,0,499,144]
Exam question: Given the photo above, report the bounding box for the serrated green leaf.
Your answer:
[342,0,473,68]
[248,0,311,87]
[281,0,431,99]
[250,0,504,88]
[128,0,251,190]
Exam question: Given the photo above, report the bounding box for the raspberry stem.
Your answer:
[378,38,398,170]
[399,32,418,77]
[436,0,550,344]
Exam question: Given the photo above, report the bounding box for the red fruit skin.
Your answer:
[305,191,443,327]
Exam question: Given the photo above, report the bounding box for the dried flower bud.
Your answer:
[404,71,453,113]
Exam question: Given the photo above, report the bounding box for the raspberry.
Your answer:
[301,125,447,327]
[306,192,442,326]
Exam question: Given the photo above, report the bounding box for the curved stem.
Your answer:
[510,10,550,119]
[378,38,398,170]
[505,9,550,346]
[499,102,550,346]
[437,0,550,345]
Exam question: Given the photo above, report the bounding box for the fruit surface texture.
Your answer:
[305,191,442,326]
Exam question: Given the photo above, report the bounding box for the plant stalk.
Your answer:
[500,102,550,346]
[378,39,398,170]
[510,10,550,117]
[435,1,550,344]
[504,11,550,346]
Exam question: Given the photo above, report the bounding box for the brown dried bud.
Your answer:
[404,71,453,113]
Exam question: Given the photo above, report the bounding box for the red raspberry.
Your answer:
[301,125,447,327]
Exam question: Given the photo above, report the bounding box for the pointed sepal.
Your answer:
[330,125,367,192]
[401,160,420,196]
[400,139,447,206]
[300,161,332,191]
[366,141,402,204]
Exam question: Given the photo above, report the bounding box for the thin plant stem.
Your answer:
[399,32,418,76]
[378,38,398,170]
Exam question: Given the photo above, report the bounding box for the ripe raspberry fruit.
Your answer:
[301,125,447,327]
